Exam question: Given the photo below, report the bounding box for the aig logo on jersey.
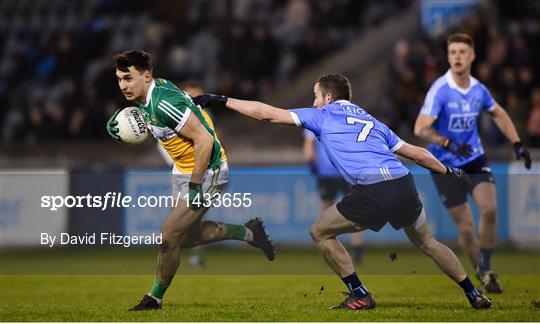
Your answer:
[448,113,478,132]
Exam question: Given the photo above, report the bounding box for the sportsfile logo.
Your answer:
[40,192,252,211]
[448,113,477,132]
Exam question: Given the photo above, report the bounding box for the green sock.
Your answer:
[149,278,170,299]
[223,223,246,240]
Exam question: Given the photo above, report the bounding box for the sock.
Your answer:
[244,228,253,242]
[458,276,482,303]
[458,276,475,294]
[223,223,250,241]
[353,246,363,262]
[149,277,170,300]
[341,272,368,298]
[478,248,492,272]
[459,277,481,303]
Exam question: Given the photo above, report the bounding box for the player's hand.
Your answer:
[443,139,473,160]
[106,109,122,143]
[192,94,228,109]
[188,182,203,211]
[513,142,531,169]
[445,166,471,186]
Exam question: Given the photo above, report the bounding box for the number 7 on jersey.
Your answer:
[346,117,374,142]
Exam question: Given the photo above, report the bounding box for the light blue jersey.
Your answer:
[419,70,496,166]
[304,129,340,176]
[291,100,409,185]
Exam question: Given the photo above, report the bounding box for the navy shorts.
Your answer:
[317,176,350,201]
[336,174,423,232]
[431,155,495,208]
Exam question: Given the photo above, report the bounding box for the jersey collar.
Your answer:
[143,80,156,107]
[334,100,351,105]
[444,70,478,95]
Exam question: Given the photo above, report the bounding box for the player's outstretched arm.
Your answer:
[192,94,296,125]
[489,105,531,169]
[227,98,296,124]
[396,142,470,183]
[396,142,446,173]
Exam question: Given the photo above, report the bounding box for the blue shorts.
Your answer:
[431,155,495,208]
[317,176,350,201]
[336,174,423,232]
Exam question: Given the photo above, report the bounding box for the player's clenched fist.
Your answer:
[192,94,228,109]
[445,166,471,186]
[513,142,531,169]
[443,139,473,160]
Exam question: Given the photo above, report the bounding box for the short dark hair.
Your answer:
[447,33,474,49]
[316,74,352,101]
[113,50,152,73]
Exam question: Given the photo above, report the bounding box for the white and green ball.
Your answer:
[115,107,149,144]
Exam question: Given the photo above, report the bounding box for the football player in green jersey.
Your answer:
[106,50,275,310]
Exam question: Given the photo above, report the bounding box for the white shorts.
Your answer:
[171,162,229,200]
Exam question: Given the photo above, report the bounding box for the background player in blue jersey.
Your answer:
[414,34,532,293]
[193,74,491,310]
[304,129,364,264]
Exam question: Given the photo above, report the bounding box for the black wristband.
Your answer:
[513,141,523,148]
[188,182,201,190]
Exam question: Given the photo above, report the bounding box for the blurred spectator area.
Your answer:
[0,0,408,146]
[0,0,539,168]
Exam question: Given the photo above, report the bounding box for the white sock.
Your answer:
[147,294,162,304]
[244,228,254,242]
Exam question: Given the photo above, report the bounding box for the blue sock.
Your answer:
[341,272,368,298]
[459,276,481,303]
[478,248,492,272]
[458,276,475,294]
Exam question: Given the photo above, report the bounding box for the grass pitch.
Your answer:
[1,247,539,321]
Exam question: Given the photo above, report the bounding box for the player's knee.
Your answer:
[309,225,323,242]
[479,203,497,222]
[457,219,474,236]
[204,221,225,241]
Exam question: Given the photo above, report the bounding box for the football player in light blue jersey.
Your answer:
[303,129,365,265]
[414,33,531,293]
[194,74,491,310]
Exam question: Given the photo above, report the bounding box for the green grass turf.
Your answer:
[1,247,539,321]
